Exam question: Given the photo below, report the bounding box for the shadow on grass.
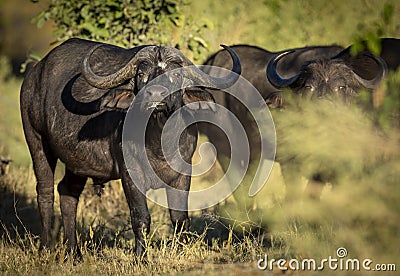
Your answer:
[0,173,41,239]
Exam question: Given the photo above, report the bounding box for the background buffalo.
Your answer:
[200,38,397,203]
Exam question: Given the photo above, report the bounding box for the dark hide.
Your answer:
[20,38,240,260]
[337,38,400,72]
[379,38,400,71]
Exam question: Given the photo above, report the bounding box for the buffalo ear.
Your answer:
[334,48,382,80]
[183,88,216,112]
[99,89,135,111]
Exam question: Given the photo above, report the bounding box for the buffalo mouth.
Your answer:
[146,101,167,111]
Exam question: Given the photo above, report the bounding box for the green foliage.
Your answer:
[357,70,400,130]
[19,51,42,74]
[32,0,211,60]
[351,2,397,55]
[222,74,400,263]
[376,73,400,129]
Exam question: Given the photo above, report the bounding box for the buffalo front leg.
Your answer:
[120,168,150,258]
[167,175,190,235]
[57,169,86,259]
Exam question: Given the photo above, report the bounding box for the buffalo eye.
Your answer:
[137,72,146,81]
[304,85,314,92]
[334,85,346,92]
[136,71,148,85]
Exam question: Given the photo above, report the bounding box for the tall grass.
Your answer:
[0,167,267,275]
[221,70,400,271]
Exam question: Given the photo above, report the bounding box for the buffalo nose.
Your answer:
[146,85,169,97]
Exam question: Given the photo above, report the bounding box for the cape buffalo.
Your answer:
[20,38,241,259]
[266,39,391,198]
[267,44,388,102]
[203,44,344,107]
[200,40,391,204]
[199,44,344,185]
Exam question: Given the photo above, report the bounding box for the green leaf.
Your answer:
[51,28,65,36]
[382,3,393,24]
[106,0,120,7]
[115,11,123,19]
[350,39,363,56]
[36,16,46,29]
[167,5,177,13]
[365,33,381,55]
[96,28,110,38]
[81,5,90,19]
[80,22,96,33]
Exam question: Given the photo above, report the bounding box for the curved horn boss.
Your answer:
[82,44,241,90]
[266,50,300,88]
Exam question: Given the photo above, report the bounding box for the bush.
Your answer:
[32,0,212,61]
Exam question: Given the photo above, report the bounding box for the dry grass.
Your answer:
[0,166,268,275]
